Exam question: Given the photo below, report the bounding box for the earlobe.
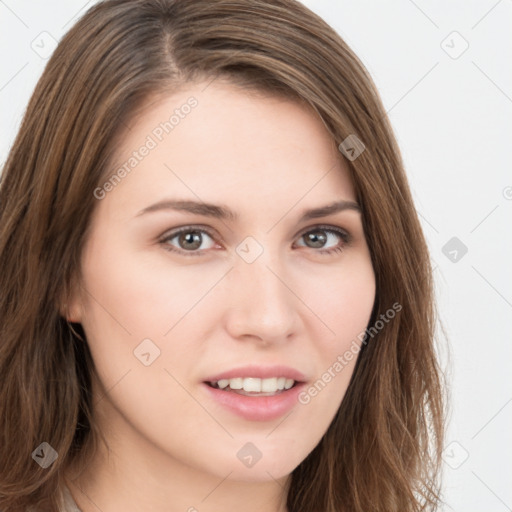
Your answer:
[58,278,83,323]
[63,301,82,323]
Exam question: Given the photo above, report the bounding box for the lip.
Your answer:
[202,381,306,422]
[203,364,306,383]
[201,365,307,422]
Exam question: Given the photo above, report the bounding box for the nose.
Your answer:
[223,253,300,345]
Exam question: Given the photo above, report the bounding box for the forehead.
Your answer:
[98,80,356,220]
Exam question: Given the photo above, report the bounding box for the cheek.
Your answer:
[79,230,229,343]
[300,254,376,345]
[77,236,230,410]
[295,256,375,418]
[77,238,224,464]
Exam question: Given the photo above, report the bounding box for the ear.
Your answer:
[58,275,83,323]
[62,300,82,323]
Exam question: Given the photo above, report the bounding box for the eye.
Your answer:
[159,224,351,257]
[160,226,219,256]
[294,225,351,255]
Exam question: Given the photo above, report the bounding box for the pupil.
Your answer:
[306,231,326,248]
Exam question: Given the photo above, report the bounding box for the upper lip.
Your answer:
[203,364,306,383]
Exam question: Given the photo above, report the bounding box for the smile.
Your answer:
[208,376,296,395]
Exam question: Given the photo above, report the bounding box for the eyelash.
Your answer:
[158,224,351,258]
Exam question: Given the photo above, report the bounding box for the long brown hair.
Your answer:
[0,1,444,510]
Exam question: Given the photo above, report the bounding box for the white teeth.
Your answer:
[261,377,277,392]
[217,379,230,389]
[211,377,297,393]
[243,378,261,392]
[229,377,243,390]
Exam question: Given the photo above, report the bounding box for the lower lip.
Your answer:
[201,382,306,422]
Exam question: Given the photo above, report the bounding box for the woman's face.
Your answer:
[68,80,375,484]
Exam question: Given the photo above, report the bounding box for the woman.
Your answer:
[0,1,444,511]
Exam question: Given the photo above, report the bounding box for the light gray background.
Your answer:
[1,1,511,510]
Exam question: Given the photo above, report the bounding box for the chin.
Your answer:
[209,439,308,483]
[223,462,293,483]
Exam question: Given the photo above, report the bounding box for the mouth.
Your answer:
[201,365,307,421]
[205,377,299,397]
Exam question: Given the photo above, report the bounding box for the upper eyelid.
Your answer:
[159,224,219,242]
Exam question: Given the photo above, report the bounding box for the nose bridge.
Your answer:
[224,245,299,342]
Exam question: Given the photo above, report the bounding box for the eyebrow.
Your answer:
[135,198,361,223]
